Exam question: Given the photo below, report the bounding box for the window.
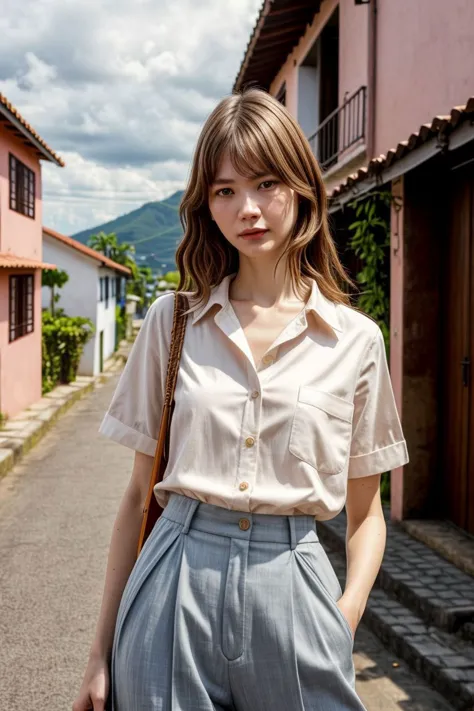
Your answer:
[105,277,109,308]
[111,278,116,298]
[9,154,35,219]
[9,274,34,342]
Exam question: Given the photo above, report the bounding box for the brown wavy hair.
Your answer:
[176,87,353,307]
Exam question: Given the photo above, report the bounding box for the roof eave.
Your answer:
[0,104,64,167]
[328,119,474,213]
[233,0,321,93]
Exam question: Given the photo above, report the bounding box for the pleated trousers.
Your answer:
[110,492,366,711]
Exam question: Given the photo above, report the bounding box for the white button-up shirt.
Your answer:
[99,274,408,518]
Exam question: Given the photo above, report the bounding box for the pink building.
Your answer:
[0,93,64,419]
[235,0,474,534]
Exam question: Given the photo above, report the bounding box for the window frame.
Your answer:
[9,274,35,342]
[9,153,36,219]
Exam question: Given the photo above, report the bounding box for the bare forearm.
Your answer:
[89,490,143,662]
[343,513,386,618]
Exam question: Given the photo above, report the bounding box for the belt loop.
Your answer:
[288,516,298,550]
[181,497,200,535]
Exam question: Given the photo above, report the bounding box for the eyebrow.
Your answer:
[211,172,273,186]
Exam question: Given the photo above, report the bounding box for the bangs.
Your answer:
[205,121,283,186]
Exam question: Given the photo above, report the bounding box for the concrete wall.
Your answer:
[0,124,42,260]
[375,0,474,156]
[0,269,43,417]
[42,234,117,376]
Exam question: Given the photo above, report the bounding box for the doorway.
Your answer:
[441,163,474,533]
[99,330,104,373]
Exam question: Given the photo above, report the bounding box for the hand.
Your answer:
[72,654,110,711]
[336,594,362,640]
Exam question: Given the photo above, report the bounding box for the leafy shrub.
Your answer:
[42,312,95,393]
[115,304,127,347]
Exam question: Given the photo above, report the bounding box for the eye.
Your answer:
[260,180,279,189]
[215,187,233,197]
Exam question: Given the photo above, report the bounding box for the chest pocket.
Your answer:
[289,387,354,475]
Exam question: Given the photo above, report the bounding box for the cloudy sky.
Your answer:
[1,0,262,235]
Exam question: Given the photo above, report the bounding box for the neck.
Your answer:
[229,257,310,308]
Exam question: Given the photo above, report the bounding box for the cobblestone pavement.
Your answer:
[0,375,455,710]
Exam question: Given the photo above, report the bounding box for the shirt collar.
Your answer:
[189,273,342,333]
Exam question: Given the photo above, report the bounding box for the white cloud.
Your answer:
[0,0,262,234]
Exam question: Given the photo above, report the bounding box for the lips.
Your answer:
[239,229,268,239]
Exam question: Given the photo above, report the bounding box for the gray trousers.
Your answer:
[110,493,366,710]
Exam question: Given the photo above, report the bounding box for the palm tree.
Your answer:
[87,232,138,279]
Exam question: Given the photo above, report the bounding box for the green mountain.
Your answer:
[71,190,185,271]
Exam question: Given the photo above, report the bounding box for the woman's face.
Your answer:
[208,151,299,259]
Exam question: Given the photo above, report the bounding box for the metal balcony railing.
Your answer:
[308,85,367,170]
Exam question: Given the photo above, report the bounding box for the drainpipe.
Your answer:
[366,0,377,160]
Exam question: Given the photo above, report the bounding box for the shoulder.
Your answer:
[137,293,176,351]
[145,292,175,326]
[336,302,383,348]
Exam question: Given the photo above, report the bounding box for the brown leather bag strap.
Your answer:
[136,291,189,557]
[162,291,188,459]
[164,291,188,407]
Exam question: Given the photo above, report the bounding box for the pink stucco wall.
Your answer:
[0,124,44,418]
[0,123,43,259]
[269,0,369,123]
[375,0,474,156]
[269,0,339,118]
[0,269,42,418]
[338,0,368,108]
[268,0,369,186]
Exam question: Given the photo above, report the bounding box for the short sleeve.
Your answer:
[98,293,174,456]
[348,327,409,479]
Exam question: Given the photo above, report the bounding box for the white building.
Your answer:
[42,227,131,375]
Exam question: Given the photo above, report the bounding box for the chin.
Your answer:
[239,241,276,256]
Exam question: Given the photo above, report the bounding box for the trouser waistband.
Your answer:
[161,493,319,549]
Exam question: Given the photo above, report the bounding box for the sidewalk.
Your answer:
[0,340,131,481]
[319,511,474,710]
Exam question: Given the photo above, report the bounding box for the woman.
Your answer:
[73,88,408,711]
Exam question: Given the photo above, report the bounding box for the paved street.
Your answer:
[0,376,455,711]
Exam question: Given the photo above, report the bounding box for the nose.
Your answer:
[238,193,261,220]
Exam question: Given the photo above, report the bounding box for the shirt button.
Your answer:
[239,518,251,531]
[250,390,259,399]
[245,436,255,448]
[239,481,249,491]
[262,354,274,366]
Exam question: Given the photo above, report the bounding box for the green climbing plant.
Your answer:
[347,190,394,505]
[347,190,392,349]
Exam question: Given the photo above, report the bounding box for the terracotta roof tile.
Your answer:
[330,97,474,199]
[43,227,132,277]
[0,253,56,269]
[0,93,64,167]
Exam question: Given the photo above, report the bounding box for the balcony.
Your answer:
[308,86,367,171]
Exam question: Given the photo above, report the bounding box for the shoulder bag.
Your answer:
[136,290,189,557]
